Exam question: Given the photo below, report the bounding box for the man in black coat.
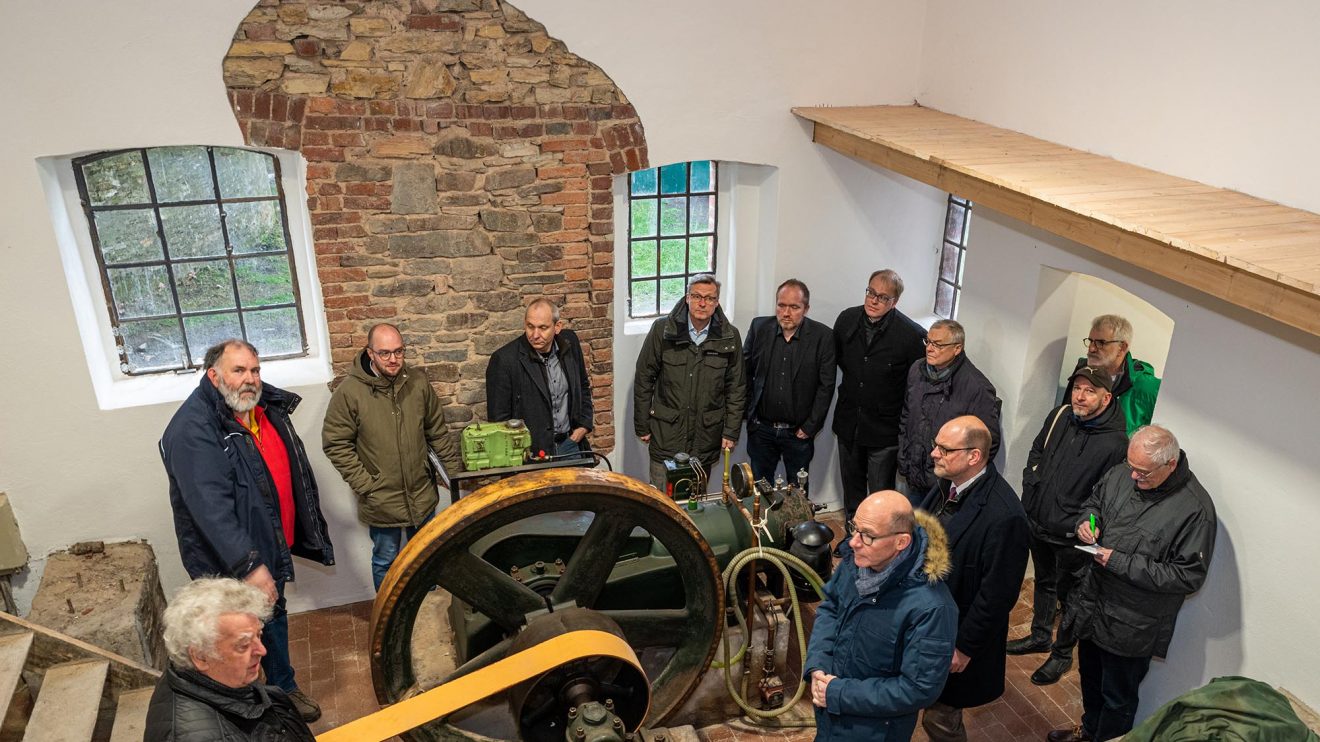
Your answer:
[919,416,1030,742]
[831,269,926,516]
[743,279,836,491]
[1049,425,1217,742]
[1009,366,1129,686]
[145,578,315,741]
[898,319,1002,502]
[160,340,334,722]
[486,298,594,459]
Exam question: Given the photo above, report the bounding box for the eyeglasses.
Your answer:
[1082,337,1124,348]
[370,348,405,359]
[1125,458,1171,480]
[923,337,961,349]
[864,288,895,304]
[931,440,974,456]
[847,520,905,547]
[688,293,719,305]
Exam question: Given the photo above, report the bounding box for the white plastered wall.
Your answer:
[918,0,1320,713]
[0,0,939,612]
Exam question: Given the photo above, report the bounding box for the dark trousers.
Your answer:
[747,424,814,491]
[1077,639,1152,740]
[261,582,296,692]
[837,440,899,515]
[1028,535,1090,659]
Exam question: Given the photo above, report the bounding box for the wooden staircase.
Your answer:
[0,612,160,742]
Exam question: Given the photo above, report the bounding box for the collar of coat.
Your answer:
[197,373,299,420]
[660,299,731,344]
[167,666,277,720]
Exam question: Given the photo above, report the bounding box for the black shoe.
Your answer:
[1031,655,1073,685]
[1006,635,1051,655]
[287,688,322,723]
[1046,725,1092,741]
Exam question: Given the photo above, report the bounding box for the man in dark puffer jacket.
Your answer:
[145,578,314,741]
[1009,366,1128,686]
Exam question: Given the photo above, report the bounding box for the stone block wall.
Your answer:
[224,0,649,453]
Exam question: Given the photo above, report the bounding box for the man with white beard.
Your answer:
[160,339,334,723]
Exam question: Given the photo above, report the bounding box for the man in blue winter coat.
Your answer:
[805,490,958,741]
[160,339,335,722]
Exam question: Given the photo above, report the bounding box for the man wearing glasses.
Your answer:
[898,319,1002,501]
[805,490,958,741]
[634,273,746,488]
[831,269,927,517]
[919,416,1029,742]
[1065,314,1161,435]
[322,323,462,590]
[743,279,836,491]
[1049,425,1216,742]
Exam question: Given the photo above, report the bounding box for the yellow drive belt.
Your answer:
[316,629,646,742]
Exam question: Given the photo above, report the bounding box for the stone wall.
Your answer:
[223,0,648,453]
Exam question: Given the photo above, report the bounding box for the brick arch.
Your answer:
[223,0,648,454]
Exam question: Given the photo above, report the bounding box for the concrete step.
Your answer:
[22,659,108,742]
[0,633,33,720]
[107,687,154,742]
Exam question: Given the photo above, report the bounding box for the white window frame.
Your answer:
[40,146,330,410]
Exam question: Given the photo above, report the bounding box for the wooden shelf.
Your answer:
[792,104,1320,337]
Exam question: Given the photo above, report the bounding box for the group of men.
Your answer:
[151,267,1210,742]
[801,298,1215,742]
[155,298,597,731]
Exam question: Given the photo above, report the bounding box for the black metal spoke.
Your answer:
[549,512,636,608]
[599,608,692,648]
[434,551,547,633]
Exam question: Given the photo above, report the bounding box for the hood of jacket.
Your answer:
[844,508,952,592]
[166,666,274,720]
[660,297,733,344]
[345,347,413,392]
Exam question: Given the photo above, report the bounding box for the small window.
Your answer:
[73,146,307,374]
[935,195,971,318]
[626,161,718,318]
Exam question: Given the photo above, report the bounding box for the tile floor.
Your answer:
[289,570,1079,741]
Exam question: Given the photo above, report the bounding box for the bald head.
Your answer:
[850,490,915,570]
[931,415,990,485]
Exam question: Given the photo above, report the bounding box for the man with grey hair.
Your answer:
[161,339,333,721]
[486,298,594,460]
[897,319,1002,502]
[634,273,746,488]
[145,578,315,740]
[1066,314,1161,435]
[1048,425,1217,742]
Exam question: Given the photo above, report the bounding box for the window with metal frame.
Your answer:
[626,161,717,318]
[935,195,972,319]
[73,146,307,374]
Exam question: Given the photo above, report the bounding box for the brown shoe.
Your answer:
[287,688,322,723]
[1046,725,1092,742]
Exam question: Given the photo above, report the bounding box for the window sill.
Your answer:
[91,354,331,411]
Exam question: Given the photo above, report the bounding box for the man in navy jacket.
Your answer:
[806,490,958,741]
[160,339,334,722]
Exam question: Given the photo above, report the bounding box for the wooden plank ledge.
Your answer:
[792,104,1320,337]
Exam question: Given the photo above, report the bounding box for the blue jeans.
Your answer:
[556,437,585,458]
[747,424,814,492]
[370,509,435,590]
[261,582,296,692]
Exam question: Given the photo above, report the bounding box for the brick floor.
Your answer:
[288,545,1079,741]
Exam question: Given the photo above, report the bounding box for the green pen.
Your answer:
[1089,513,1097,538]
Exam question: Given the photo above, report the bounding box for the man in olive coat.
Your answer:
[633,273,745,489]
[322,323,462,590]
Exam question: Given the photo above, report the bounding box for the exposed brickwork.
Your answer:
[224,0,647,453]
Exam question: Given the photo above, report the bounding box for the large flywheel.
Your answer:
[370,468,724,740]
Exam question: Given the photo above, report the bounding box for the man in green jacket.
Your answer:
[1067,314,1161,435]
[322,323,462,590]
[633,274,746,489]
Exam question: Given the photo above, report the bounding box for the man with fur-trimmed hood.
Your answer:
[806,490,959,741]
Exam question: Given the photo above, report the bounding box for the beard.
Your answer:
[218,377,262,414]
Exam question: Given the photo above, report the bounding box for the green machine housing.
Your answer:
[462,420,532,471]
